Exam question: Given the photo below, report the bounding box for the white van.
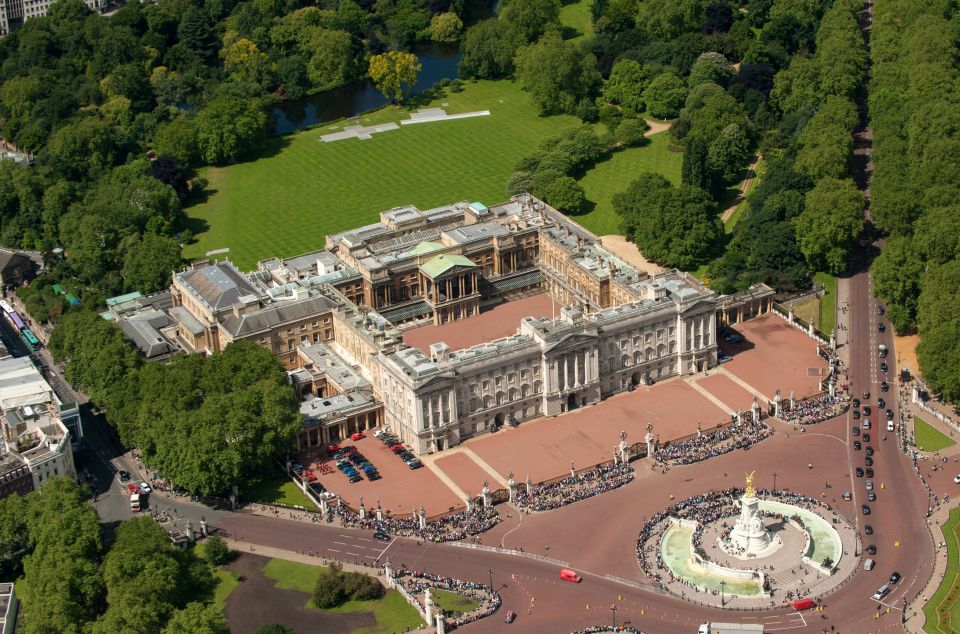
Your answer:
[887,420,895,432]
[862,419,871,430]
[872,584,890,600]
[864,558,875,571]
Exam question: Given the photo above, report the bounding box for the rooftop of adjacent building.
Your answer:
[293,342,370,393]
[0,357,71,465]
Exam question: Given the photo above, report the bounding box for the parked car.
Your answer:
[867,491,877,502]
[862,504,871,515]
[304,471,316,482]
[127,483,139,494]
[866,446,874,456]
[291,463,304,473]
[877,306,885,316]
[505,610,517,623]
[853,398,861,408]
[866,468,874,478]
[864,524,873,535]
[889,572,901,584]
[719,354,733,363]
[863,406,872,416]
[863,433,871,443]
[863,419,871,429]
[327,444,341,453]
[853,409,860,419]
[854,441,862,450]
[865,456,874,467]
[348,474,363,483]
[367,472,382,481]
[391,445,407,454]
[954,474,960,484]
[878,398,886,408]
[865,480,873,490]
[118,470,130,482]
[309,482,326,494]
[351,432,366,441]
[856,467,864,477]
[407,460,423,469]
[866,544,877,555]
[842,490,852,501]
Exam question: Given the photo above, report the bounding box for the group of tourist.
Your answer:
[636,487,831,593]
[394,569,501,629]
[781,393,849,425]
[333,504,502,542]
[571,627,644,633]
[513,464,635,512]
[654,419,772,466]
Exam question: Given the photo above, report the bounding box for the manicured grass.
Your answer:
[924,507,960,633]
[430,589,480,615]
[574,133,683,236]
[914,417,956,453]
[185,80,582,269]
[262,559,424,634]
[560,0,594,42]
[212,569,242,611]
[263,557,322,593]
[814,272,836,336]
[241,473,313,508]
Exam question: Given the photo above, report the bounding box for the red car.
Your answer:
[391,445,406,454]
[304,471,316,482]
[326,444,341,453]
[127,483,139,494]
[504,610,516,623]
[351,432,366,441]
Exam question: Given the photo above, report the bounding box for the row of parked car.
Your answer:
[291,463,336,499]
[331,445,382,483]
[374,430,423,469]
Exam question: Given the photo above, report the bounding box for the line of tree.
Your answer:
[867,0,960,402]
[49,311,301,495]
[0,478,229,634]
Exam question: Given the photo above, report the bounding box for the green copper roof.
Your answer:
[420,254,476,278]
[407,241,445,256]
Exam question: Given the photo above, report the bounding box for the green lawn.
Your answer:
[560,0,594,42]
[241,473,313,508]
[924,507,960,633]
[185,80,582,269]
[212,569,242,611]
[431,589,480,616]
[914,417,956,453]
[814,272,836,336]
[574,133,683,236]
[262,559,424,634]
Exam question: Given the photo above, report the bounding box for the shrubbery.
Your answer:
[312,562,384,609]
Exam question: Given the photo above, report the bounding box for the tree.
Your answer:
[312,564,347,609]
[707,123,750,183]
[42,117,117,180]
[368,51,422,103]
[429,12,463,42]
[506,170,534,196]
[163,603,230,634]
[195,95,267,164]
[543,176,586,214]
[688,51,734,88]
[794,178,864,275]
[643,73,688,119]
[122,233,182,294]
[602,59,651,114]
[342,571,384,601]
[871,237,923,334]
[307,30,356,90]
[202,536,230,566]
[514,32,600,116]
[615,173,721,270]
[221,37,273,88]
[614,119,650,147]
[458,19,519,79]
[682,136,713,191]
[499,0,560,43]
[918,323,960,403]
[155,118,199,167]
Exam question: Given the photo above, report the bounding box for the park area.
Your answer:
[914,417,957,453]
[924,507,960,634]
[184,78,682,270]
[220,554,424,634]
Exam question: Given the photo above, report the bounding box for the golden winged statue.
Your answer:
[744,471,757,498]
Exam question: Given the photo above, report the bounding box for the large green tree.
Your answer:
[368,51,421,103]
[794,177,864,274]
[643,73,689,119]
[871,236,923,334]
[122,232,183,294]
[514,32,600,116]
[615,173,721,270]
[195,95,267,164]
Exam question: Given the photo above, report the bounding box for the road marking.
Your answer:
[328,548,341,553]
[363,555,377,559]
[333,541,348,545]
[346,551,361,557]
[374,537,396,561]
[357,537,374,542]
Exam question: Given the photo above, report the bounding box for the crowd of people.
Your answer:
[333,504,502,542]
[394,569,501,629]
[781,393,849,425]
[654,419,772,466]
[571,627,644,633]
[513,464,635,512]
[636,487,831,592]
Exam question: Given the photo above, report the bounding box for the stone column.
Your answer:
[774,394,782,418]
[359,498,366,519]
[418,506,427,530]
[788,308,794,323]
[185,520,195,543]
[507,472,517,503]
[320,497,329,514]
[808,322,814,337]
[465,493,473,512]
[425,588,434,624]
[525,474,533,496]
[573,352,579,387]
[376,500,383,522]
[482,482,492,509]
[645,431,655,457]
[436,613,446,634]
[384,559,394,588]
[200,518,208,537]
[789,391,796,410]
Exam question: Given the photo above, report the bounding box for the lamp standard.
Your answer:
[720,580,726,607]
[773,472,779,493]
[610,604,618,628]
[488,568,493,590]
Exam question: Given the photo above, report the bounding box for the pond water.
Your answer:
[271,43,462,136]
[660,524,765,596]
[759,500,842,566]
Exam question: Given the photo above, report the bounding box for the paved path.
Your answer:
[720,155,762,224]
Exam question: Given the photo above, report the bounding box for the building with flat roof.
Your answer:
[127,195,777,456]
[0,357,77,496]
[0,582,18,634]
[0,0,106,38]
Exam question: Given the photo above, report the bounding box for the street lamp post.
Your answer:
[610,604,618,629]
[720,580,725,607]
[773,472,779,493]
[488,568,493,590]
